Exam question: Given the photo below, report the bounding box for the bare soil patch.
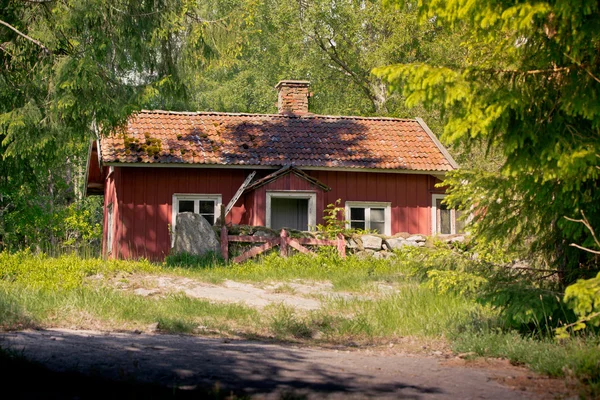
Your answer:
[101,273,375,310]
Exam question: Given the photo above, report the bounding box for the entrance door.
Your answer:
[271,198,309,231]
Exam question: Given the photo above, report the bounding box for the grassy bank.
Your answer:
[0,248,598,395]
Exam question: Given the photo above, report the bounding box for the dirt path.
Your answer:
[0,329,568,399]
[110,275,369,310]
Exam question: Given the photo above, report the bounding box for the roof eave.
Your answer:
[100,161,453,175]
[415,118,459,170]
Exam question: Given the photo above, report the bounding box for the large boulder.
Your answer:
[173,212,220,256]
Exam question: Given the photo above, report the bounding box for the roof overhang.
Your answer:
[101,162,453,176]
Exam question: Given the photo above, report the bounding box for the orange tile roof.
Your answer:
[99,110,457,172]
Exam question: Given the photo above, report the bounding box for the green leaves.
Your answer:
[377,0,600,280]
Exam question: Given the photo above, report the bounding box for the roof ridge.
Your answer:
[138,109,418,122]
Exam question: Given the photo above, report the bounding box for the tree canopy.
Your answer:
[376,0,600,280]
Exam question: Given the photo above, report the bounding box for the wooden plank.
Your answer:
[337,233,346,258]
[280,229,288,257]
[225,171,256,216]
[294,237,337,246]
[228,236,276,243]
[288,239,314,256]
[221,225,229,261]
[233,240,278,263]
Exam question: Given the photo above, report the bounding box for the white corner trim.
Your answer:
[106,203,114,255]
[345,201,392,235]
[266,191,317,230]
[171,193,223,246]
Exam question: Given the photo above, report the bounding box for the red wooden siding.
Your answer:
[310,171,441,235]
[104,167,446,260]
[107,167,250,260]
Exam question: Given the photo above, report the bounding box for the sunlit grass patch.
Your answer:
[161,249,413,292]
[0,283,259,335]
[0,251,158,291]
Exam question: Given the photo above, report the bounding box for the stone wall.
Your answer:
[348,233,465,259]
[215,224,465,260]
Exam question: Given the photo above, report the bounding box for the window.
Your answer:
[432,194,464,234]
[345,202,391,235]
[106,203,114,254]
[266,191,316,231]
[171,195,222,245]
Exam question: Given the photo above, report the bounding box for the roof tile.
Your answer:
[100,110,455,172]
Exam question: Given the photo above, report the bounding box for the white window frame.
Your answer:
[171,194,222,246]
[266,191,317,231]
[106,203,114,254]
[345,201,392,235]
[432,194,460,234]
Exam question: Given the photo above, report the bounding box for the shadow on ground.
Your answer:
[0,329,445,399]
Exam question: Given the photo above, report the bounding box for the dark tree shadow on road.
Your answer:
[1,330,444,399]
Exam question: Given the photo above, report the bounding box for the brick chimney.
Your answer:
[275,80,310,115]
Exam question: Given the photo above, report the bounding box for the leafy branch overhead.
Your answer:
[375,0,600,283]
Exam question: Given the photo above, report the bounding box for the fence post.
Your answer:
[337,233,346,258]
[280,229,289,257]
[221,225,229,261]
[219,204,228,261]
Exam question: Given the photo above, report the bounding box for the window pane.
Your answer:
[350,221,365,230]
[350,207,365,221]
[371,221,385,234]
[370,208,385,222]
[436,199,451,234]
[179,200,194,213]
[198,200,214,214]
[201,213,215,225]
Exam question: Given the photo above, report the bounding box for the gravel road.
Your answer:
[0,329,565,399]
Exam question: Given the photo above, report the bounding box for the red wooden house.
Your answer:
[86,80,459,260]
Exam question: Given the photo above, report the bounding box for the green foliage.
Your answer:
[425,270,487,297]
[315,199,347,238]
[314,199,370,238]
[0,0,234,251]
[376,0,600,282]
[0,251,156,290]
[556,273,600,337]
[186,0,456,131]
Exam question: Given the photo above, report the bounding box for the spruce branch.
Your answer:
[0,19,50,55]
[565,211,600,255]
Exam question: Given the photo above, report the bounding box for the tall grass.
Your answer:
[0,250,157,290]
[452,330,600,396]
[165,249,410,291]
[0,283,259,334]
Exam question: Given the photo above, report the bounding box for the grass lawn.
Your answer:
[0,249,598,395]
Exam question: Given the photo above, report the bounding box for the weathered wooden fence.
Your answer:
[220,226,346,263]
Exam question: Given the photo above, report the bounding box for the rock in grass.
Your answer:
[385,238,407,250]
[361,235,383,250]
[173,212,220,256]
